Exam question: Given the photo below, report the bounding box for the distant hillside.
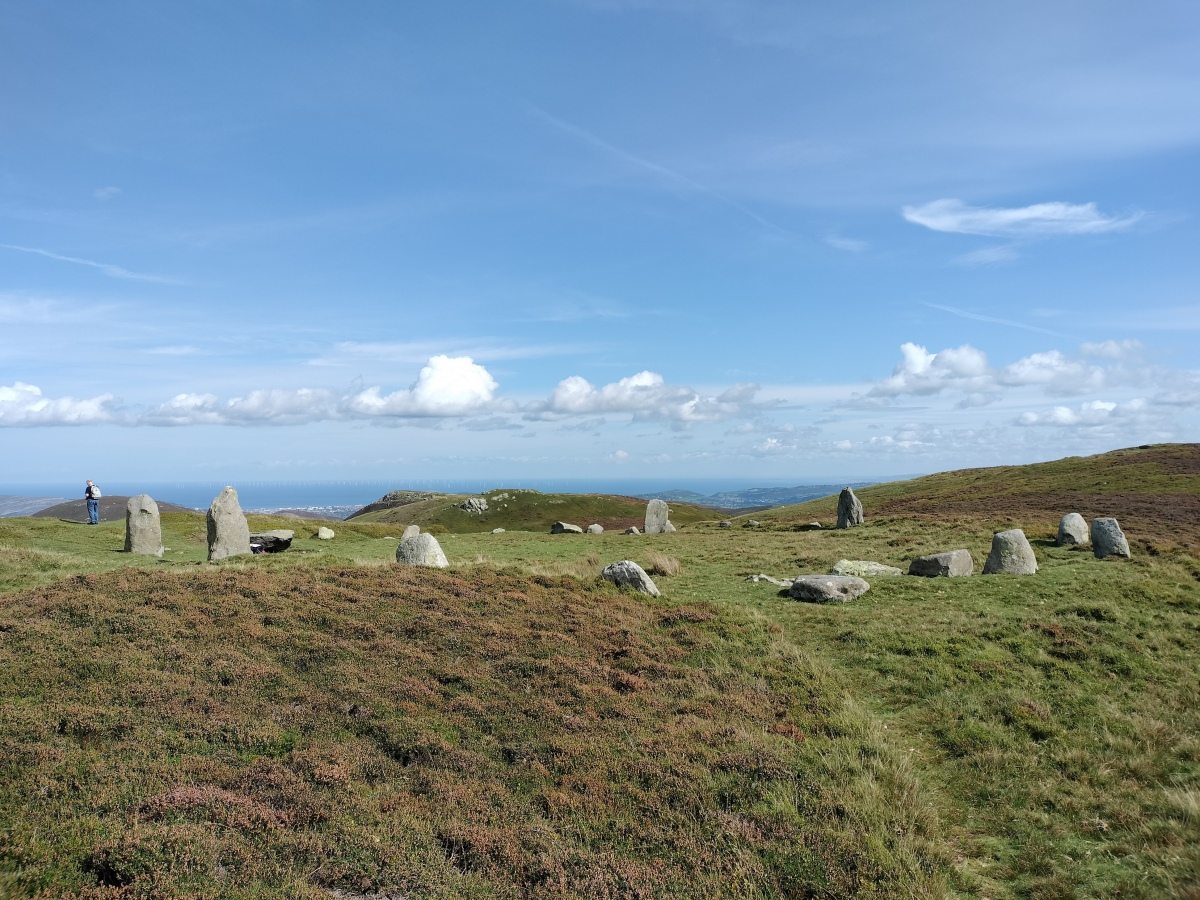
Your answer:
[348,487,720,532]
[31,496,198,523]
[749,443,1200,545]
[638,482,878,509]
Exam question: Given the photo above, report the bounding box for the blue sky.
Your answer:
[2,0,1199,483]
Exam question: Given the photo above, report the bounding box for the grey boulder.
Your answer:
[909,549,973,577]
[718,521,732,529]
[644,499,670,534]
[587,523,604,534]
[401,524,421,541]
[662,521,677,534]
[551,521,583,534]
[982,529,1038,575]
[460,497,488,514]
[316,526,335,540]
[207,487,251,561]
[624,526,641,535]
[396,532,449,568]
[1057,513,1088,546]
[491,527,505,534]
[249,529,294,553]
[1091,518,1131,559]
[831,560,902,577]
[601,560,660,596]
[836,487,864,529]
[124,494,163,557]
[789,575,870,603]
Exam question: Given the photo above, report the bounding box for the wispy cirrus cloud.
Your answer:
[903,199,1142,237]
[0,244,182,284]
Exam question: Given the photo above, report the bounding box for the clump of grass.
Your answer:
[528,551,601,580]
[644,551,681,577]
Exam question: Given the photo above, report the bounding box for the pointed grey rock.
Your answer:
[983,529,1038,575]
[601,560,660,596]
[396,532,449,568]
[1057,513,1088,546]
[1091,518,1131,559]
[836,487,863,529]
[207,487,251,561]
[124,494,163,557]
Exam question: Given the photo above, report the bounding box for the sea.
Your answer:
[0,475,903,520]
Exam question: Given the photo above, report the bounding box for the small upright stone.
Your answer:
[909,550,973,577]
[207,487,251,561]
[790,575,870,603]
[644,499,669,534]
[982,529,1038,575]
[401,524,420,541]
[587,524,604,534]
[601,560,660,596]
[1091,518,1131,559]
[396,532,449,568]
[124,494,163,557]
[1057,513,1088,546]
[316,526,335,540]
[836,487,863,529]
[551,522,583,534]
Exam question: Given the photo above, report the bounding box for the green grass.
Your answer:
[1,444,1199,897]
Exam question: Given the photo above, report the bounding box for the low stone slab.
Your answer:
[492,528,505,534]
[587,524,604,534]
[1091,517,1131,559]
[746,574,790,586]
[551,521,583,534]
[908,549,973,577]
[789,575,870,603]
[396,532,449,568]
[983,529,1038,575]
[831,560,902,577]
[601,560,660,596]
[1057,513,1088,546]
[249,529,294,553]
[718,521,732,528]
[401,524,420,541]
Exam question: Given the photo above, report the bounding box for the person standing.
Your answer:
[85,480,101,524]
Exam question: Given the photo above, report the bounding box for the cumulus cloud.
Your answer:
[533,371,759,422]
[871,342,991,398]
[343,355,501,417]
[903,199,1141,237]
[1016,399,1146,428]
[0,382,117,426]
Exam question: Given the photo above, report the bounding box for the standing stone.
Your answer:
[908,549,973,577]
[124,494,163,557]
[395,532,449,568]
[1057,513,1088,546]
[601,560,660,596]
[1091,518,1131,559]
[789,575,870,603]
[982,529,1038,575]
[551,522,583,534]
[644,499,670,534]
[401,524,420,541]
[207,487,251,561]
[587,524,604,534]
[316,526,335,540]
[836,487,864,529]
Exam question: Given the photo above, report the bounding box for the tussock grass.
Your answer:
[644,551,682,577]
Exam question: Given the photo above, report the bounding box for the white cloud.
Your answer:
[0,382,117,426]
[825,235,867,252]
[344,355,500,417]
[1015,399,1146,428]
[1081,339,1143,360]
[533,371,759,422]
[902,199,1141,237]
[871,342,991,397]
[94,186,122,201]
[952,244,1020,266]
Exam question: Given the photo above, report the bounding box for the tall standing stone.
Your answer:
[1057,513,1089,546]
[207,486,251,561]
[836,488,864,529]
[1091,518,1131,559]
[644,499,670,534]
[982,529,1038,575]
[124,494,163,557]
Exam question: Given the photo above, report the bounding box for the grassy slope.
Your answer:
[348,489,719,533]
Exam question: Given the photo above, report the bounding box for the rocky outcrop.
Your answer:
[395,532,449,568]
[982,529,1038,575]
[207,487,251,561]
[1057,513,1088,546]
[587,524,604,534]
[249,529,294,553]
[601,560,660,596]
[1091,518,1131,559]
[790,575,870,603]
[551,522,583,534]
[124,494,163,557]
[644,499,669,534]
[836,488,863,529]
[908,549,973,577]
[460,497,488,514]
[830,560,902,577]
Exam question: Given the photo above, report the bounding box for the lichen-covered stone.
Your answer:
[908,549,973,577]
[125,494,163,557]
[789,575,870,603]
[395,532,449,568]
[601,560,660,596]
[207,487,251,561]
[982,529,1038,575]
[1091,518,1131,559]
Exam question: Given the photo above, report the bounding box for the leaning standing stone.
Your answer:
[124,494,163,557]
[982,529,1038,575]
[644,499,669,534]
[1091,518,1131,559]
[1057,513,1088,546]
[601,560,660,596]
[396,532,449,568]
[908,550,973,577]
[207,486,251,561]
[836,488,864,529]
[401,524,420,541]
[790,575,870,603]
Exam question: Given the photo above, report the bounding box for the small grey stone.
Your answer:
[551,521,583,534]
[982,529,1038,575]
[746,519,760,526]
[248,529,294,553]
[401,524,420,541]
[601,560,660,596]
[836,487,864,529]
[316,526,335,540]
[124,494,163,557]
[460,497,489,514]
[644,499,670,534]
[830,560,903,577]
[587,523,604,534]
[491,527,505,534]
[624,526,641,535]
[1057,513,1088,546]
[395,532,449,568]
[789,575,870,603]
[746,574,789,586]
[718,521,732,528]
[207,487,251,561]
[662,521,677,533]
[908,549,973,577]
[1091,517,1130,559]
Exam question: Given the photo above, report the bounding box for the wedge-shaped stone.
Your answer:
[908,549,973,577]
